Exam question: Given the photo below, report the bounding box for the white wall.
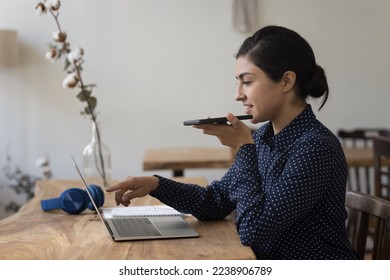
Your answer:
[1,0,389,218]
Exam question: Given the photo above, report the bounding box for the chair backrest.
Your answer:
[346,191,390,259]
[373,135,390,199]
[337,128,390,194]
[379,130,390,138]
[338,128,390,148]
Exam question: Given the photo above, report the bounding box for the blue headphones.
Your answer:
[40,185,104,214]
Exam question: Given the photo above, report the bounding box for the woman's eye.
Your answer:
[236,80,252,86]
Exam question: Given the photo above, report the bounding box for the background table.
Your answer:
[0,178,255,260]
[143,147,234,176]
[344,147,375,167]
[344,147,390,167]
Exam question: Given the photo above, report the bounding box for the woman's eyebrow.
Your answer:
[236,72,254,79]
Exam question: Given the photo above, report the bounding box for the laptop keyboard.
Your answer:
[112,217,161,237]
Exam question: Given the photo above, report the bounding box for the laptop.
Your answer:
[71,155,199,241]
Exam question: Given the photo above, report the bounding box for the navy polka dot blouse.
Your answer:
[151,105,359,259]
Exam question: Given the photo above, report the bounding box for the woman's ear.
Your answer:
[282,71,296,92]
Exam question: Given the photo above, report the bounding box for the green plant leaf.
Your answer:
[85,84,97,90]
[63,58,70,71]
[84,106,91,115]
[77,90,91,101]
[88,96,97,110]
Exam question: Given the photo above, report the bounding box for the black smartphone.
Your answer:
[183,115,253,126]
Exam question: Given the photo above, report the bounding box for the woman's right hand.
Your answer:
[193,113,254,149]
[105,176,159,206]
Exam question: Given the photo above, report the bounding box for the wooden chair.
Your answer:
[345,191,390,259]
[337,128,390,194]
[373,135,390,199]
[338,129,390,147]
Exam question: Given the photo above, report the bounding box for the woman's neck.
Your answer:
[272,102,307,135]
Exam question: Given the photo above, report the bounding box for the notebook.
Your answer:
[102,205,185,218]
[71,155,199,241]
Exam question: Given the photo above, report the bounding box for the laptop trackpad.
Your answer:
[149,216,195,233]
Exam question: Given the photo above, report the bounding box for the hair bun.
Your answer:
[307,65,328,98]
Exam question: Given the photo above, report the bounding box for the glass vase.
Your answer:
[83,122,111,189]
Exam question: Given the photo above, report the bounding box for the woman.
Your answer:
[107,25,358,259]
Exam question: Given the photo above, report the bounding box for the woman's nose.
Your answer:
[235,86,245,101]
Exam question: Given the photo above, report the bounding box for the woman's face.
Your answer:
[235,56,286,124]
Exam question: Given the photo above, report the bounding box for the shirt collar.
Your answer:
[260,104,317,150]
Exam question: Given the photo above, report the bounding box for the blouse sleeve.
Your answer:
[149,143,262,222]
[150,169,238,220]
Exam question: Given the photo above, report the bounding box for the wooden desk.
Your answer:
[344,147,374,167]
[143,147,233,177]
[0,178,254,260]
[344,147,390,167]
